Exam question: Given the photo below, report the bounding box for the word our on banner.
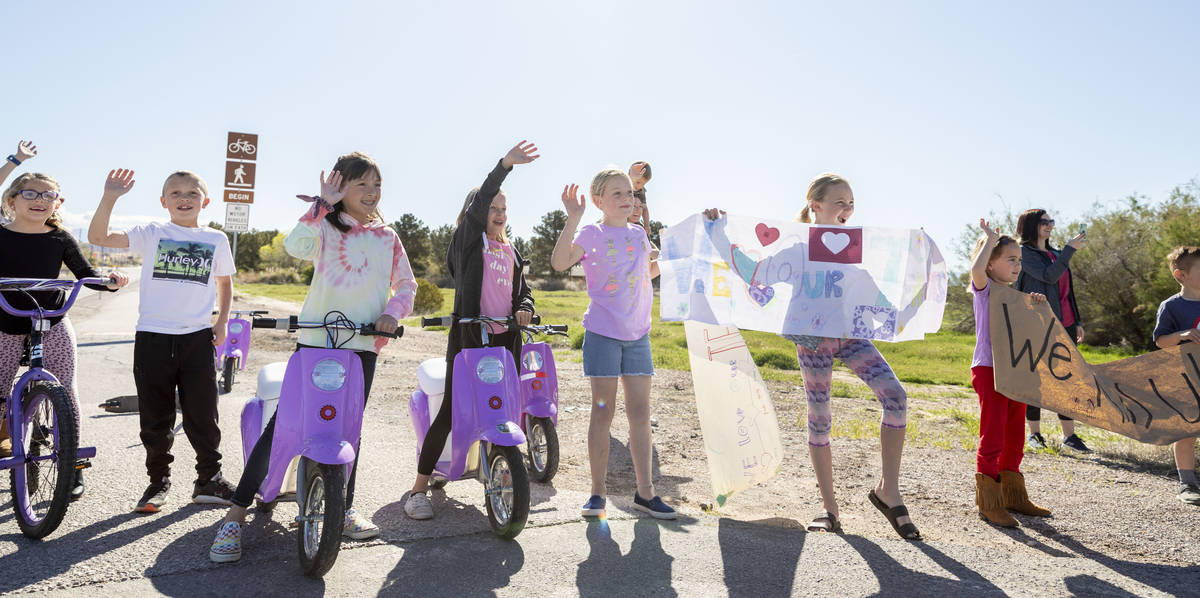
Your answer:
[989,283,1200,445]
[659,214,949,342]
[684,320,784,506]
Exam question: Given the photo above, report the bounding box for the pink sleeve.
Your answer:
[298,198,333,224]
[382,235,418,320]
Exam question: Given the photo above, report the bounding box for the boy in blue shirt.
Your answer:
[1152,246,1200,505]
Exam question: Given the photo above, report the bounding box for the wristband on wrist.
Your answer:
[6,155,20,166]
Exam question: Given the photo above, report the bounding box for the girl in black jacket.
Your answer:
[405,141,539,520]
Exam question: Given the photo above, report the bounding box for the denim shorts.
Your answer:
[582,331,654,378]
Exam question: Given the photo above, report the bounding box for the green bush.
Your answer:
[413,278,444,314]
[753,349,799,370]
[570,329,585,349]
[301,265,314,285]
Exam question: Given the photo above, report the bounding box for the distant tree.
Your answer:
[427,224,454,286]
[391,214,431,278]
[258,232,305,270]
[529,210,568,278]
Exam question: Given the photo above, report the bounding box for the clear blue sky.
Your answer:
[9,0,1199,271]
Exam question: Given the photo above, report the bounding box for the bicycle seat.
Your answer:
[416,358,446,397]
[255,362,288,402]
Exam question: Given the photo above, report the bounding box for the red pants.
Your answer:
[971,366,1024,480]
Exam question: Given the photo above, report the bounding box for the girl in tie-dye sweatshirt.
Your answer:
[209,152,416,564]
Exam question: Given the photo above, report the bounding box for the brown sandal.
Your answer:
[806,511,842,533]
[869,490,922,541]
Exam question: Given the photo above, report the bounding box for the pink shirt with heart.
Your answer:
[573,223,653,341]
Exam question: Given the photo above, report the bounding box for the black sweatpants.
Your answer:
[134,328,222,483]
[231,345,377,509]
[416,324,521,476]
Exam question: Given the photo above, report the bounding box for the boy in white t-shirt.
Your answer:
[88,168,236,513]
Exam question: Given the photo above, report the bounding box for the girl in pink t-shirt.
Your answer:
[550,169,675,520]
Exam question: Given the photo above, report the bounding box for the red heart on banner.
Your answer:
[755,223,780,246]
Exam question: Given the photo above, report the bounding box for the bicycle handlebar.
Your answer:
[0,277,110,319]
[251,316,403,339]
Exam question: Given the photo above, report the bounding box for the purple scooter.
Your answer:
[516,322,568,483]
[410,314,553,539]
[0,278,104,539]
[214,309,268,394]
[239,312,399,577]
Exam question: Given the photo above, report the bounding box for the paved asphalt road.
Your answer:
[0,276,1195,597]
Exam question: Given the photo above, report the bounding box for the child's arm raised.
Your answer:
[88,169,135,249]
[550,184,587,271]
[463,141,540,234]
[0,140,36,188]
[969,219,1000,291]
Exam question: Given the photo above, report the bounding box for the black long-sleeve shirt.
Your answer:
[0,226,112,334]
[446,160,534,318]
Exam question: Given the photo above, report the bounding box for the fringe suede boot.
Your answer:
[975,473,1019,527]
[1000,470,1051,517]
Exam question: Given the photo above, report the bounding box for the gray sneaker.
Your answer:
[1062,434,1092,453]
[1027,433,1047,450]
[405,492,434,520]
[193,474,236,505]
[1178,483,1200,505]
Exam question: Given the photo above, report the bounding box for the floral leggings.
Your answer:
[794,337,907,447]
[0,319,81,431]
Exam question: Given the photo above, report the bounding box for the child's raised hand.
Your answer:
[702,208,725,221]
[320,170,345,205]
[105,270,130,289]
[15,140,37,162]
[1029,292,1047,305]
[978,218,999,241]
[104,169,135,199]
[501,140,540,168]
[561,184,586,219]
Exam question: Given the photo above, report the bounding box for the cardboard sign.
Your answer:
[659,213,948,342]
[224,203,249,233]
[989,283,1200,445]
[224,189,254,204]
[684,321,783,505]
[226,132,258,161]
[224,161,256,189]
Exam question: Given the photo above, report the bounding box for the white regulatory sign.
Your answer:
[224,203,250,233]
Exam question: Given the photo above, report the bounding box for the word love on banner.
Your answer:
[684,321,784,505]
[660,214,948,341]
[990,283,1200,445]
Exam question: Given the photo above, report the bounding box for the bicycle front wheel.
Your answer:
[10,381,79,539]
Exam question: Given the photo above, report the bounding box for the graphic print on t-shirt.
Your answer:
[152,239,216,285]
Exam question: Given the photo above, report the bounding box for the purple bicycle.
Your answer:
[0,278,102,539]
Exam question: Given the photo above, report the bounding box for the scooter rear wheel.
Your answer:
[297,458,345,577]
[10,382,78,539]
[221,357,235,394]
[484,444,529,539]
[526,417,559,483]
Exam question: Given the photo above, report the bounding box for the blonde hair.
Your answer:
[2,172,64,229]
[456,187,508,244]
[161,170,210,197]
[590,168,632,198]
[796,173,851,223]
[967,233,1018,288]
[1168,246,1200,274]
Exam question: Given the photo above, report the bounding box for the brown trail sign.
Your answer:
[989,283,1200,445]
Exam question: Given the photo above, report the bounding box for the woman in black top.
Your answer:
[1014,208,1090,452]
[1,170,128,499]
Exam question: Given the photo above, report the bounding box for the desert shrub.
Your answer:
[413,278,444,314]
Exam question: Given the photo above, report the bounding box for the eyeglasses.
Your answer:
[17,189,61,202]
[1039,219,1055,226]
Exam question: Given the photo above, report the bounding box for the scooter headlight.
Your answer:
[311,359,346,391]
[476,356,505,384]
[521,350,543,372]
[228,321,244,334]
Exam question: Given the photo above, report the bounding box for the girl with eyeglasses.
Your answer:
[0,142,130,499]
[1014,208,1090,452]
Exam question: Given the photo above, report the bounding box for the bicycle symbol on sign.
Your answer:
[228,138,256,155]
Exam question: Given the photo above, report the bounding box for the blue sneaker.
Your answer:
[633,492,677,520]
[581,495,606,517]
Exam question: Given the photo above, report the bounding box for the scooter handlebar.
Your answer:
[421,316,452,327]
[420,314,542,328]
[360,323,403,339]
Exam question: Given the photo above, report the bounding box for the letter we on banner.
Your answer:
[989,283,1200,445]
[659,214,948,341]
[684,321,784,506]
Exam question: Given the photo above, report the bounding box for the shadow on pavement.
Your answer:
[0,509,190,594]
[380,531,524,596]
[717,517,805,598]
[843,534,1006,597]
[1026,520,1200,596]
[578,518,676,598]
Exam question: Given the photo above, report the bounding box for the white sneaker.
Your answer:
[405,492,434,520]
[343,508,380,539]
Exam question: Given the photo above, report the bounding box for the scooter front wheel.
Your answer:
[484,445,529,539]
[526,417,559,483]
[221,357,235,394]
[297,458,345,577]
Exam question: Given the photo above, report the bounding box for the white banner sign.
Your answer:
[660,214,948,342]
[224,203,249,233]
[684,321,784,505]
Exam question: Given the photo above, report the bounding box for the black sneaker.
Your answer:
[632,492,677,520]
[71,468,85,502]
[1027,433,1047,450]
[1062,434,1092,453]
[135,478,171,513]
[1178,483,1200,506]
[193,474,236,505]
